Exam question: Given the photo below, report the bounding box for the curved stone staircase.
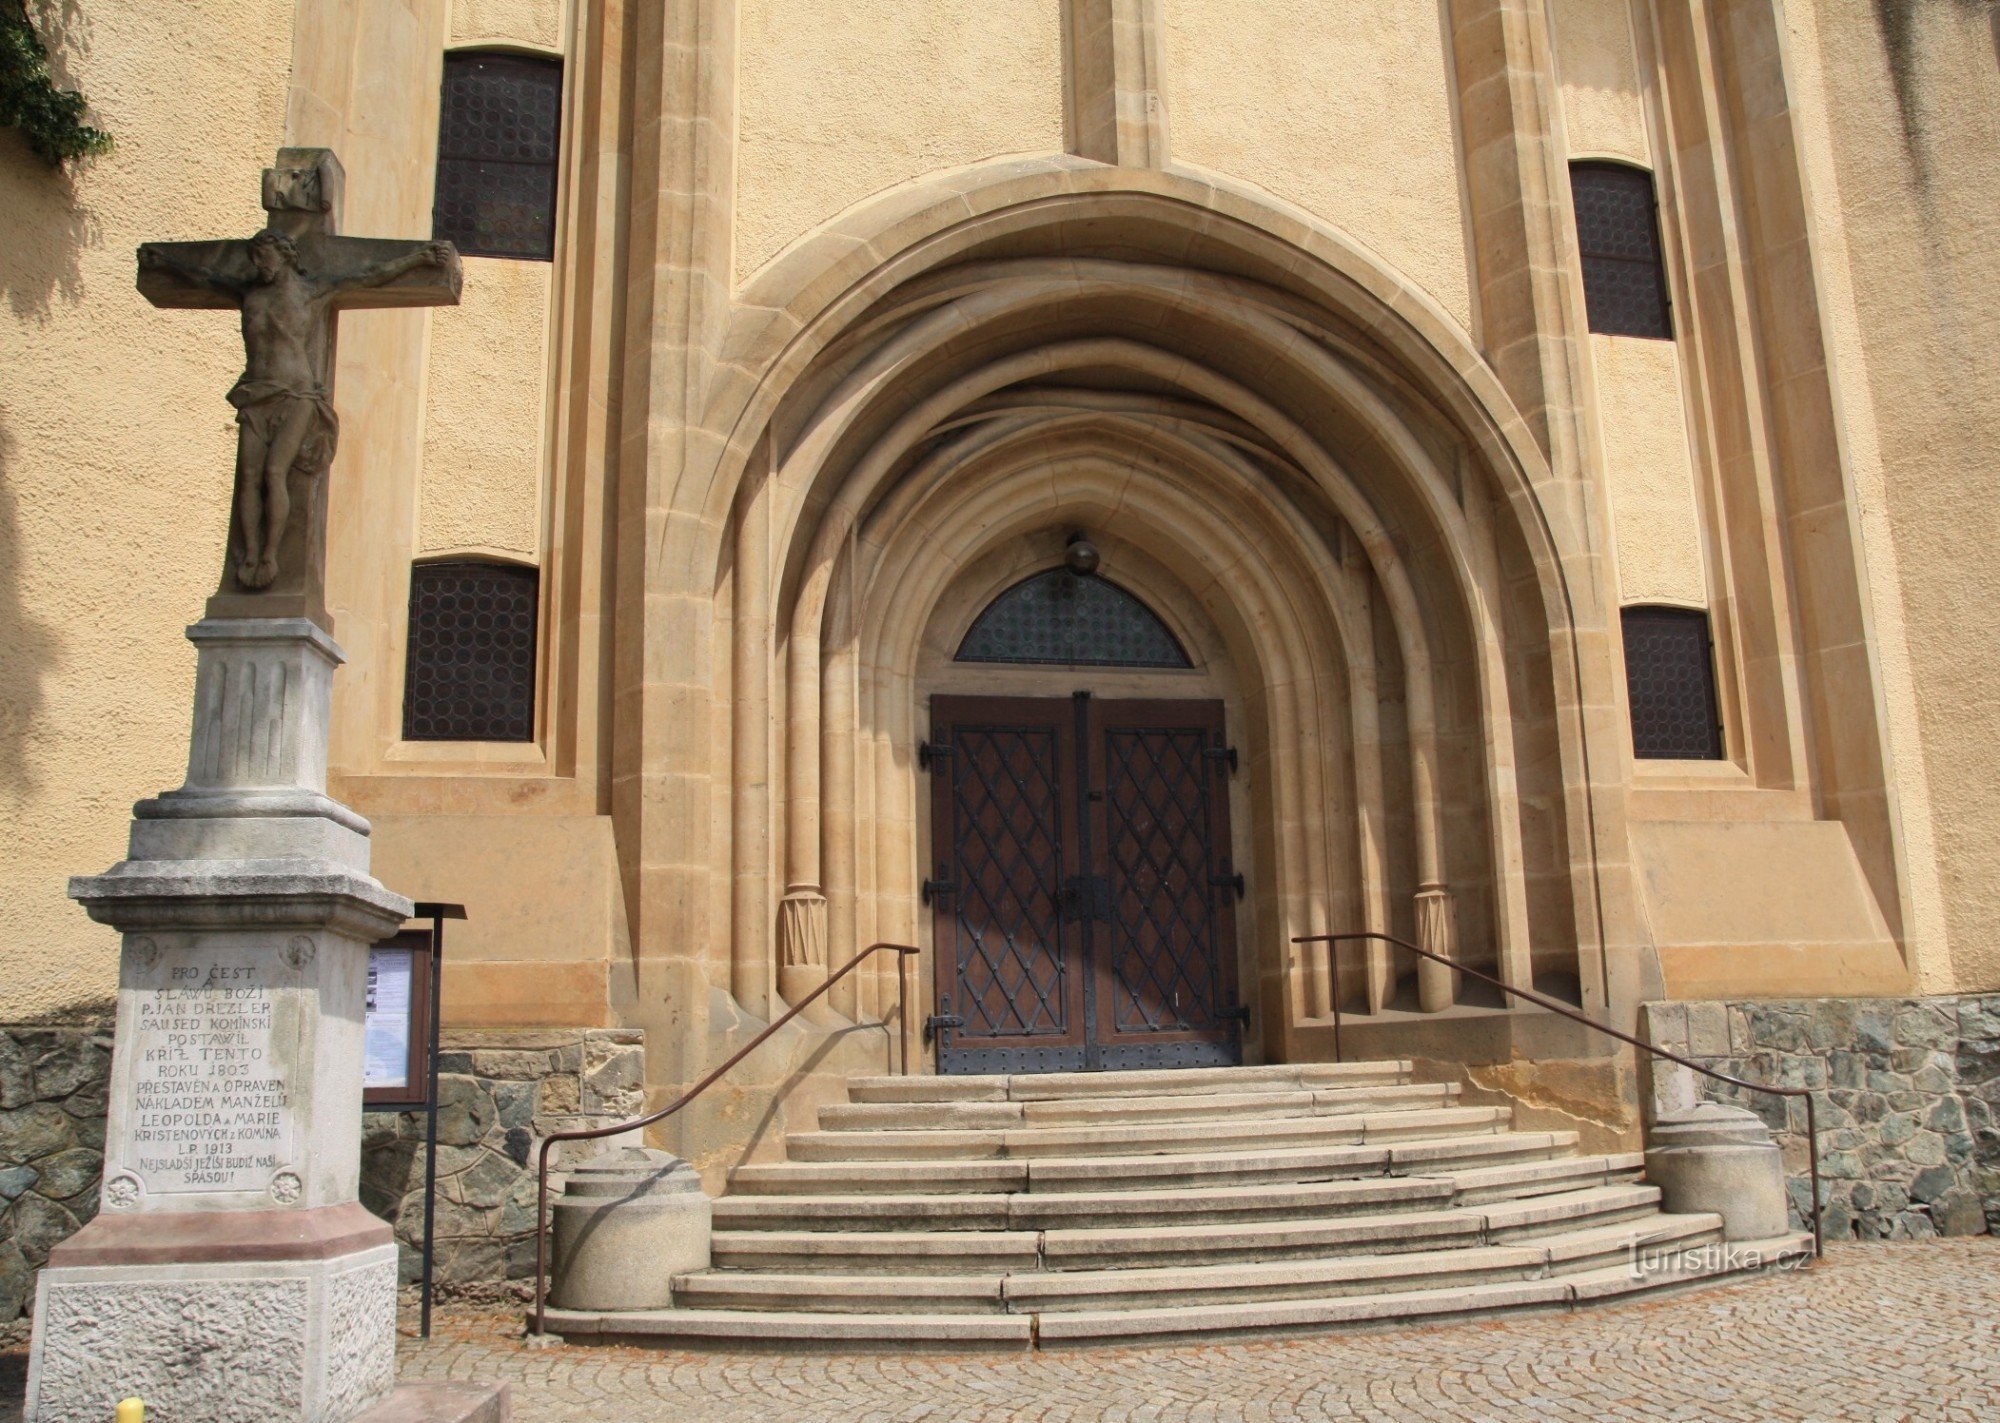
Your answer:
[541,1060,1811,1349]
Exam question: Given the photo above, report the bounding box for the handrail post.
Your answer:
[1294,931,1824,1261]
[1329,939,1343,1064]
[899,948,912,1077]
[528,940,920,1339]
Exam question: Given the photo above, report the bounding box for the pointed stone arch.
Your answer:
[627,167,1640,1061]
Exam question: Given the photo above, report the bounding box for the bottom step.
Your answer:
[539,1231,1813,1351]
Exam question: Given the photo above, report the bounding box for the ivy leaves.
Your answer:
[1,1,111,168]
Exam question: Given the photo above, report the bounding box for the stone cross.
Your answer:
[137,148,462,629]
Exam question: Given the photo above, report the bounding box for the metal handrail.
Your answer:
[1294,931,1822,1257]
[530,940,922,1336]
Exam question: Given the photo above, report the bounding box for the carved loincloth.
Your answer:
[227,376,340,479]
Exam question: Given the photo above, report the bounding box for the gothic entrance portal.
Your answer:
[926,693,1243,1074]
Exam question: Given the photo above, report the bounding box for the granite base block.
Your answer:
[351,1383,509,1423]
[24,1238,398,1423]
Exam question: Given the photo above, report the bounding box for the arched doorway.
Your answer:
[920,539,1249,1073]
[675,178,1623,1096]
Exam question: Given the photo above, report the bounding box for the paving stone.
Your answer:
[293,1240,1999,1423]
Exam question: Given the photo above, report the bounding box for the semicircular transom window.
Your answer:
[956,569,1191,669]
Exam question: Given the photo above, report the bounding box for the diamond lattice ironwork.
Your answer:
[956,570,1190,668]
[1104,727,1220,1033]
[952,727,1069,1038]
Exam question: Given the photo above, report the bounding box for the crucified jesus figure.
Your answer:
[140,231,453,589]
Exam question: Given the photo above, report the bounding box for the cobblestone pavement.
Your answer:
[1,1242,1992,1420]
[384,1241,1999,1423]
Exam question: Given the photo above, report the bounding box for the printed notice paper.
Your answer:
[364,946,416,1089]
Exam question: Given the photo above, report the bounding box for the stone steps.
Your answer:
[543,1228,1816,1349]
[842,1061,1412,1104]
[711,1182,1667,1273]
[676,1213,1723,1315]
[712,1153,1643,1234]
[817,1080,1457,1132]
[785,1103,1513,1163]
[726,1129,1583,1196]
[543,1058,1808,1350]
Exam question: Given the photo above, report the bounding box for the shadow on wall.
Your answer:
[1871,0,2000,182]
[0,1,103,322]
[0,414,62,806]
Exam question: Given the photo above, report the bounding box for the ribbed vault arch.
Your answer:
[691,176,1608,1051]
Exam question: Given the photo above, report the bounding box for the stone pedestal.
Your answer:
[27,619,415,1423]
[550,1148,711,1312]
[1643,1101,1791,1241]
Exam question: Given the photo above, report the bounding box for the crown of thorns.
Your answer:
[250,229,301,264]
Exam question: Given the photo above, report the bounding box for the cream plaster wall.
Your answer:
[1783,0,2000,995]
[451,0,564,48]
[1591,335,1707,607]
[0,0,297,1021]
[732,0,1066,283]
[1161,0,1473,332]
[419,257,551,559]
[1548,0,1651,163]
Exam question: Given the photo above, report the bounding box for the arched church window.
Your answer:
[956,569,1191,669]
[432,51,563,261]
[1570,162,1673,340]
[1622,606,1723,760]
[403,561,540,742]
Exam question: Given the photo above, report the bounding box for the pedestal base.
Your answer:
[25,1206,397,1423]
[352,1384,510,1423]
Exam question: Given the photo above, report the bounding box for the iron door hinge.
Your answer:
[1209,860,1246,901]
[1204,746,1239,774]
[1221,1001,1251,1026]
[922,864,957,905]
[919,739,953,771]
[925,995,966,1047]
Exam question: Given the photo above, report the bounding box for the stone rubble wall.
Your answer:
[361,1028,647,1287]
[0,1020,646,1319]
[1643,996,1999,1241]
[0,1021,112,1324]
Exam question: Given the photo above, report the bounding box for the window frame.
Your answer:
[431,48,565,262]
[1570,160,1675,341]
[1621,605,1725,762]
[401,558,543,744]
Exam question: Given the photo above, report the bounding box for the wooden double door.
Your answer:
[925,694,1244,1074]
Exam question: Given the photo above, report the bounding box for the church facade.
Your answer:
[6,0,2000,1194]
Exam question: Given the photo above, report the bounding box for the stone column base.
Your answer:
[25,1205,397,1423]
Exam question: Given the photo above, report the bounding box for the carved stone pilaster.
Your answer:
[777,888,832,1020]
[1415,884,1459,1013]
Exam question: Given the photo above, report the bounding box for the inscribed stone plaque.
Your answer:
[126,948,295,1194]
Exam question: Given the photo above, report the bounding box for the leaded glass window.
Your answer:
[1571,162,1673,340]
[433,52,562,261]
[403,562,540,742]
[1623,606,1723,760]
[956,570,1190,668]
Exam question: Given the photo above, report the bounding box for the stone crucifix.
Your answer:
[137,148,462,627]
